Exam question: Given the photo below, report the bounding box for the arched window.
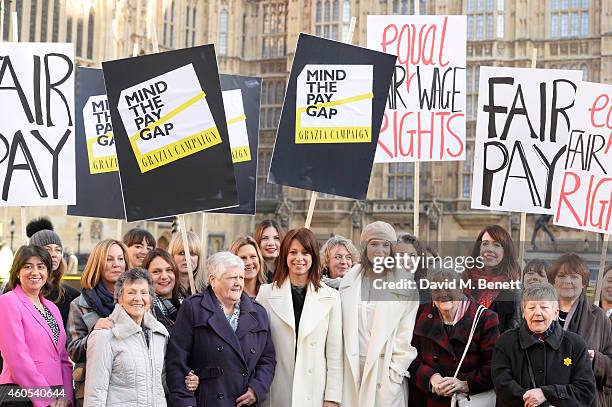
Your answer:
[87,9,95,59]
[316,0,322,22]
[41,0,49,41]
[52,0,60,41]
[324,0,330,21]
[332,0,339,20]
[76,16,84,56]
[275,82,284,104]
[219,9,228,55]
[29,0,38,41]
[580,63,588,81]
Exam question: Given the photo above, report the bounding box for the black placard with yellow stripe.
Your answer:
[102,45,238,221]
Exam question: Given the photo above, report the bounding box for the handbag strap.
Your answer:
[453,304,486,379]
[524,350,537,389]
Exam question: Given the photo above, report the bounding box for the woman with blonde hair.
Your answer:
[67,239,130,405]
[319,235,359,289]
[229,236,267,298]
[168,231,202,295]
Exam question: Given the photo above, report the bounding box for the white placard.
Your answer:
[222,89,251,163]
[0,42,75,205]
[367,15,466,162]
[471,66,582,214]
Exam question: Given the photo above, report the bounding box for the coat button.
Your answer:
[217,345,223,351]
[217,393,224,399]
[427,314,433,319]
[308,369,313,374]
[242,371,248,377]
[250,347,256,354]
[433,356,439,362]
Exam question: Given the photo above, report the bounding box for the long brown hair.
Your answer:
[7,245,53,296]
[142,248,180,300]
[273,228,322,291]
[253,219,285,248]
[470,225,520,280]
[229,236,267,285]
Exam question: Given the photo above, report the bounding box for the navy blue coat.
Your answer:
[165,287,276,407]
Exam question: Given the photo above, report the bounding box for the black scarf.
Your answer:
[82,282,115,317]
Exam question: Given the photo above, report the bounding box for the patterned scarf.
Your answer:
[464,267,508,309]
[215,295,241,332]
[82,282,115,317]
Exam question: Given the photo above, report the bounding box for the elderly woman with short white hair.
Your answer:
[166,252,276,407]
[84,268,169,406]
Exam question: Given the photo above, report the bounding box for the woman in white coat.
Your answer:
[339,221,419,407]
[256,227,342,407]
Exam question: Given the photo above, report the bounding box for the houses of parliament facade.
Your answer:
[0,0,609,256]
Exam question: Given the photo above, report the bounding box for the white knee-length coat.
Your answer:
[256,279,343,407]
[339,265,419,407]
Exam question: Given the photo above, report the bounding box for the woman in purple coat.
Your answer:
[165,252,276,407]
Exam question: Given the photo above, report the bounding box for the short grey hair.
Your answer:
[114,268,155,306]
[522,281,559,304]
[207,251,245,280]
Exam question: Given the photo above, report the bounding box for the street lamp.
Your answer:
[9,218,15,251]
[77,221,83,256]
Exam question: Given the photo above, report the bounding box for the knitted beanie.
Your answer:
[30,229,62,247]
[360,221,396,246]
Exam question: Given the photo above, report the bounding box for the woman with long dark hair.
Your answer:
[257,228,342,407]
[464,225,521,333]
[253,220,284,281]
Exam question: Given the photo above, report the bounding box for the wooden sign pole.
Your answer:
[594,234,609,307]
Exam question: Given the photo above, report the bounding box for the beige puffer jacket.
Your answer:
[84,304,169,406]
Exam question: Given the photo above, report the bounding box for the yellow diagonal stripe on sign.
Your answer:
[296,92,374,113]
[227,114,247,126]
[129,91,207,143]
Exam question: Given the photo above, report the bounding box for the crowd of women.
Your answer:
[0,217,610,407]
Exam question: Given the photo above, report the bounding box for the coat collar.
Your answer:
[414,299,479,357]
[200,287,250,365]
[13,284,61,350]
[110,304,169,340]
[519,320,563,350]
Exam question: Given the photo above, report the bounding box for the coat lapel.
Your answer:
[235,292,259,340]
[201,289,246,365]
[339,265,362,392]
[268,279,296,333]
[296,283,334,343]
[15,285,58,350]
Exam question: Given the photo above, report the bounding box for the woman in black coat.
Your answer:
[165,252,276,407]
[492,282,596,407]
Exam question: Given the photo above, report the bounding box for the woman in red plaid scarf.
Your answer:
[463,225,521,333]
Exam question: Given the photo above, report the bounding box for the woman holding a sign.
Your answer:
[253,220,284,281]
[0,246,74,407]
[168,232,202,295]
[339,221,418,407]
[256,228,342,407]
[67,239,130,405]
[229,236,267,298]
[549,254,612,407]
[463,225,521,333]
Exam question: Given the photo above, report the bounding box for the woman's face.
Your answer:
[18,256,48,294]
[554,265,584,301]
[523,300,558,334]
[118,279,151,321]
[395,242,418,273]
[102,244,127,286]
[479,231,504,269]
[431,285,463,313]
[327,245,352,279]
[174,249,199,275]
[236,244,260,281]
[260,226,281,261]
[523,266,547,289]
[44,244,62,273]
[287,239,312,280]
[366,239,391,265]
[603,271,612,305]
[210,266,244,304]
[148,256,175,299]
[127,238,154,268]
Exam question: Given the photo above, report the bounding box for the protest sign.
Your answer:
[102,45,238,221]
[213,74,261,215]
[553,81,611,234]
[268,33,396,200]
[471,67,582,214]
[367,15,466,163]
[0,42,75,205]
[67,67,124,219]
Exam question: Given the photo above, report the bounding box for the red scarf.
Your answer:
[464,267,508,309]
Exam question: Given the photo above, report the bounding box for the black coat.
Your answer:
[165,286,276,407]
[489,288,521,334]
[492,320,596,407]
